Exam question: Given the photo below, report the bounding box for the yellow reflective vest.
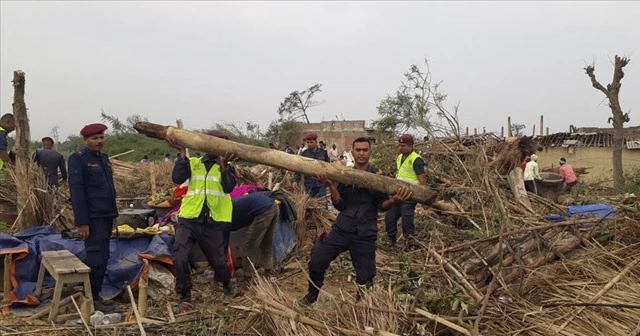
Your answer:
[179,157,233,223]
[396,151,421,184]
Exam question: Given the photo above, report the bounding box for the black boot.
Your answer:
[223,282,237,298]
[299,281,320,306]
[355,282,372,302]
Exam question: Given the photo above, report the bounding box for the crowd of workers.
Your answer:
[0,112,583,313]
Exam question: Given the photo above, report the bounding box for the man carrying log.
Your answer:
[167,129,238,313]
[292,133,331,198]
[385,134,426,248]
[0,113,16,174]
[299,137,412,305]
[68,123,118,313]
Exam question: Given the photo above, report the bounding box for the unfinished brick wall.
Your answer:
[288,120,372,153]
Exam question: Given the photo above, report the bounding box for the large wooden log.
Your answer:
[134,122,438,204]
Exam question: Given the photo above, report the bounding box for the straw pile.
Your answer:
[237,136,640,336]
[0,160,72,232]
[238,275,410,336]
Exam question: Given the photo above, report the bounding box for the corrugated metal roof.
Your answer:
[626,140,640,149]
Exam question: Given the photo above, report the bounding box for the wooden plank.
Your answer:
[42,250,90,275]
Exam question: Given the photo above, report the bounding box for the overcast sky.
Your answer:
[1,1,639,140]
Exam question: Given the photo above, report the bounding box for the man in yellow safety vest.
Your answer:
[167,129,239,313]
[0,114,16,173]
[385,134,426,247]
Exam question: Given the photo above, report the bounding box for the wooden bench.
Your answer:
[34,250,93,321]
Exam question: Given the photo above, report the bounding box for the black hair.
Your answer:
[0,114,14,123]
[352,137,371,148]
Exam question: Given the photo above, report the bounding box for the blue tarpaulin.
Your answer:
[544,203,616,223]
[0,226,174,308]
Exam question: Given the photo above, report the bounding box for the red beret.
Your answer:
[304,133,318,140]
[398,134,414,144]
[80,123,108,137]
[203,129,229,140]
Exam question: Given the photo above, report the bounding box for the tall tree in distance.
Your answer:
[277,83,323,124]
[373,57,460,140]
[510,123,526,137]
[584,55,631,193]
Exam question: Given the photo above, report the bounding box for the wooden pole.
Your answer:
[138,275,148,317]
[127,285,147,336]
[474,128,477,136]
[465,127,469,136]
[268,172,273,190]
[507,116,512,137]
[149,164,157,196]
[532,124,536,137]
[539,115,544,136]
[134,122,439,204]
[501,127,504,138]
[12,71,30,229]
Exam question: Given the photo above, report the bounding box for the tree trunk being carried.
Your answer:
[134,122,439,205]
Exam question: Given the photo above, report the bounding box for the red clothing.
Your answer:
[520,159,529,171]
[559,164,577,183]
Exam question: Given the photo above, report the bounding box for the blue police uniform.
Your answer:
[306,165,389,301]
[292,147,330,197]
[68,147,118,301]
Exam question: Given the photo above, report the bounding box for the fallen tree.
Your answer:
[133,122,438,204]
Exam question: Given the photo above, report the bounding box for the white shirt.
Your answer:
[524,161,541,181]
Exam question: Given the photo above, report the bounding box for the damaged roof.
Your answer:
[536,129,640,149]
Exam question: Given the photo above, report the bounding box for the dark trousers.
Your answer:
[307,228,376,298]
[524,180,537,194]
[384,201,417,242]
[84,217,113,301]
[305,185,327,198]
[173,221,230,300]
[243,204,279,277]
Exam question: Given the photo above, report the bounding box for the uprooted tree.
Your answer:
[372,57,461,141]
[584,55,631,193]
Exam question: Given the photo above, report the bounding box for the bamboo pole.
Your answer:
[415,308,471,335]
[134,122,439,204]
[127,285,147,336]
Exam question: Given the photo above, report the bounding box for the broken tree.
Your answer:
[584,55,630,193]
[134,122,438,204]
[12,70,31,228]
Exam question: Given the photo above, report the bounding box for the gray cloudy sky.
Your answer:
[1,1,639,140]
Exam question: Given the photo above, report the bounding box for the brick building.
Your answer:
[290,120,375,153]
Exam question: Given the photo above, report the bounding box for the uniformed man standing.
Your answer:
[0,114,16,173]
[385,134,427,247]
[292,133,330,198]
[68,123,118,313]
[168,130,238,313]
[300,137,412,305]
[33,137,67,187]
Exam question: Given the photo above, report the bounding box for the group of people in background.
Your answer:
[521,154,578,194]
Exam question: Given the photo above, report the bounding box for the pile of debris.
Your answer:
[229,136,640,336]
